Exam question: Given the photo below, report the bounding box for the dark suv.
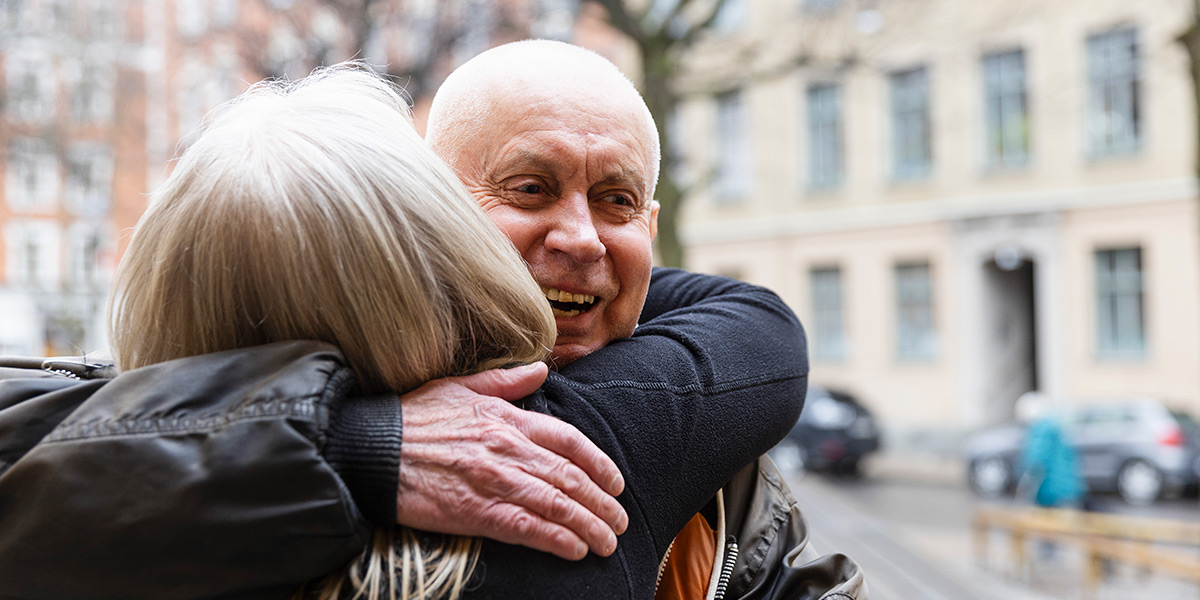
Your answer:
[770,386,881,475]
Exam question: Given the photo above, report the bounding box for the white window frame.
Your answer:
[69,61,116,124]
[64,143,114,216]
[6,138,61,212]
[1095,247,1145,358]
[89,0,121,39]
[982,49,1029,169]
[1086,26,1141,158]
[5,54,55,123]
[66,221,108,289]
[807,83,843,190]
[4,219,61,289]
[714,89,753,202]
[894,262,937,360]
[889,66,932,181]
[810,266,847,361]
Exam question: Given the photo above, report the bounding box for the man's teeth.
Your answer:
[542,287,596,304]
[542,287,596,318]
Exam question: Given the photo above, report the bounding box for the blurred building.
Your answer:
[673,0,1200,446]
[0,0,139,355]
[0,0,586,356]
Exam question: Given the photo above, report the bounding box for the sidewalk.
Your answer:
[852,450,1200,599]
[862,449,965,487]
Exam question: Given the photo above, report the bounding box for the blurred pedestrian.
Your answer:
[1016,392,1086,510]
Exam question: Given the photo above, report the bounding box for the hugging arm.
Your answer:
[549,267,809,555]
[0,342,625,598]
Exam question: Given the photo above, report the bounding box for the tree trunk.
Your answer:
[640,37,687,267]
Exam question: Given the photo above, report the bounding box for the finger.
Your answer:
[469,419,624,551]
[479,504,592,561]
[517,411,625,498]
[452,362,547,401]
[501,458,625,555]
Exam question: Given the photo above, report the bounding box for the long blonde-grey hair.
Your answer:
[108,63,556,599]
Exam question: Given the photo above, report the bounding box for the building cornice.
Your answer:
[681,177,1199,245]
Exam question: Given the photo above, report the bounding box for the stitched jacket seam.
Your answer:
[42,397,323,443]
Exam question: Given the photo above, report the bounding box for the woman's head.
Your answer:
[109,64,555,393]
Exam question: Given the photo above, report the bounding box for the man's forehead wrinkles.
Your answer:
[491,134,644,181]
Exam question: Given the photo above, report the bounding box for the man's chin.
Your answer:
[548,341,600,370]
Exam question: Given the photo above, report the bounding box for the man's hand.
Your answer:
[396,362,627,560]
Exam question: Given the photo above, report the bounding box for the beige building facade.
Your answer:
[674,0,1200,443]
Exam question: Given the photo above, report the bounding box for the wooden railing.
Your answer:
[972,505,1200,598]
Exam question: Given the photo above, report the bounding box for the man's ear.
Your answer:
[649,200,660,241]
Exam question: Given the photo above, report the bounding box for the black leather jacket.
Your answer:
[0,341,395,599]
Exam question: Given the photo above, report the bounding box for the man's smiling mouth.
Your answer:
[542,287,597,317]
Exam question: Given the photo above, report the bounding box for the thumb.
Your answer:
[454,362,548,402]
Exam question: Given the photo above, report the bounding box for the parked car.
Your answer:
[770,386,881,475]
[963,397,1200,505]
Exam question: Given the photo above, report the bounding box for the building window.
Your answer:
[4,220,60,289]
[895,262,937,360]
[810,266,847,361]
[67,222,106,289]
[64,145,114,216]
[176,0,207,38]
[982,49,1028,169]
[714,89,752,202]
[890,66,932,180]
[5,56,54,123]
[0,0,26,31]
[666,108,692,187]
[1095,247,1145,358]
[43,0,67,33]
[6,139,60,212]
[807,83,843,190]
[176,58,210,141]
[72,64,115,124]
[1086,26,1140,158]
[89,0,121,39]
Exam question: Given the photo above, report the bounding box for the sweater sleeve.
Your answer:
[0,341,387,600]
[546,268,808,558]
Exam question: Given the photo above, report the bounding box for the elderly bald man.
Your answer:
[0,43,864,599]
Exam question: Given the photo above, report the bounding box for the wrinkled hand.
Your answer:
[396,362,628,560]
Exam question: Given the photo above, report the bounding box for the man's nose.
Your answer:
[544,194,605,263]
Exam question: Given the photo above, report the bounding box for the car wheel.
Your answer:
[969,455,1011,497]
[1117,459,1163,505]
[770,440,807,474]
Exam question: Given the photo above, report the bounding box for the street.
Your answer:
[784,463,1200,600]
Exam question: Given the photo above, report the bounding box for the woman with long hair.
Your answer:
[107,64,557,600]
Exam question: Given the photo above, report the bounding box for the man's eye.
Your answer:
[516,183,544,194]
[602,194,634,207]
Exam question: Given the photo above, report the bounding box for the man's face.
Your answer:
[450,93,659,366]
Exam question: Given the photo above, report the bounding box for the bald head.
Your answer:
[426,40,663,366]
[427,40,660,196]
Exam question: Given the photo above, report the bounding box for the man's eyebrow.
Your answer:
[497,151,649,194]
[594,169,647,195]
[496,150,560,174]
